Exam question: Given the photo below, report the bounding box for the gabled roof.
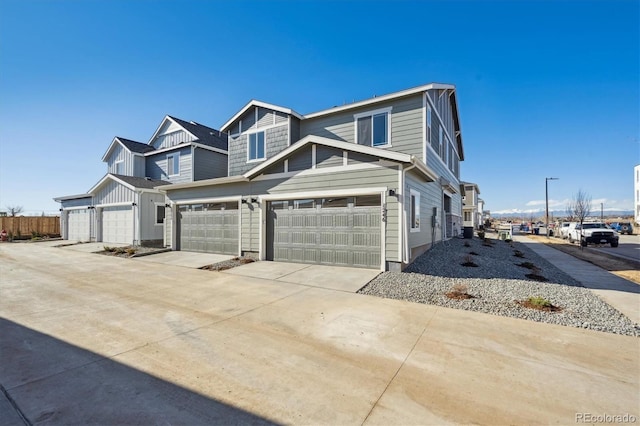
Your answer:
[167,116,228,150]
[148,115,227,151]
[101,136,152,162]
[88,173,171,194]
[221,100,304,133]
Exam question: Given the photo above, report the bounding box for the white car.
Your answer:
[568,222,619,247]
[561,222,577,239]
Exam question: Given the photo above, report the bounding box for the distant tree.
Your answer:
[569,190,592,250]
[565,202,575,221]
[6,205,23,217]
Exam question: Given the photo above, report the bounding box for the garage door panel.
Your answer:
[67,210,91,241]
[268,199,381,269]
[102,206,133,244]
[179,203,239,255]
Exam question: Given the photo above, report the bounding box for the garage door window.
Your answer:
[355,195,381,207]
[321,197,352,208]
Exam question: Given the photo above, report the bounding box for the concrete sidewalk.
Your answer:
[514,235,640,324]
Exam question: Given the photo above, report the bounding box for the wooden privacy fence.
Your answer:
[0,216,60,237]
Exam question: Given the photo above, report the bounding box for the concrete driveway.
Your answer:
[133,250,234,268]
[1,242,638,425]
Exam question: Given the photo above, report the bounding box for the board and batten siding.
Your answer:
[107,144,136,176]
[139,192,165,243]
[94,180,134,205]
[152,122,194,150]
[300,93,424,158]
[165,205,172,247]
[228,123,289,176]
[193,148,228,181]
[145,147,192,183]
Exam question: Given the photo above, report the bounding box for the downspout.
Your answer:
[401,164,416,264]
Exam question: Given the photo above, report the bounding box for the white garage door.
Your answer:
[102,206,133,244]
[67,209,91,242]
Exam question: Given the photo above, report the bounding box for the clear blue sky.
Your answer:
[1,0,638,216]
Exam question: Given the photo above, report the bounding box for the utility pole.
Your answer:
[545,177,559,237]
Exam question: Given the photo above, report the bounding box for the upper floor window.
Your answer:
[410,189,420,232]
[248,131,265,161]
[438,127,444,158]
[354,107,392,147]
[426,105,432,146]
[167,153,180,176]
[115,160,124,175]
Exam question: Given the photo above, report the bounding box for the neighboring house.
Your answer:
[462,181,481,229]
[160,83,465,271]
[54,116,228,245]
[635,165,640,225]
[477,198,485,228]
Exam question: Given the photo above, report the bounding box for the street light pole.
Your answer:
[545,177,559,237]
[601,203,603,221]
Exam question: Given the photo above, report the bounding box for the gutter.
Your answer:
[401,164,416,264]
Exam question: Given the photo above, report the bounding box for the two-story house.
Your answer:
[462,181,482,230]
[159,83,465,271]
[54,115,228,245]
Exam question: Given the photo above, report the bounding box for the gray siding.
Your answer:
[193,148,228,181]
[288,146,312,172]
[315,146,343,169]
[427,89,460,179]
[139,192,166,243]
[348,152,380,165]
[290,117,300,144]
[405,171,443,254]
[106,144,136,175]
[300,93,424,158]
[152,129,193,150]
[164,164,400,261]
[133,156,146,177]
[426,142,458,190]
[228,123,289,176]
[94,180,134,205]
[145,146,192,183]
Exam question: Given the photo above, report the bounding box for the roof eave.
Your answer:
[221,100,304,132]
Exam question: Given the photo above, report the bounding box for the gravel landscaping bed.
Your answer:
[359,236,639,337]
[201,256,256,271]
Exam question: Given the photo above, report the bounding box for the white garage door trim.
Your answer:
[101,205,134,244]
[67,209,92,242]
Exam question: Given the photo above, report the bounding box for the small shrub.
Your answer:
[518,296,561,312]
[126,248,137,256]
[114,247,126,255]
[446,283,475,300]
[513,250,525,258]
[103,246,114,252]
[461,254,478,267]
[463,241,471,247]
[469,251,479,256]
[477,230,485,239]
[505,238,513,243]
[31,231,41,238]
[517,261,536,270]
[525,273,548,282]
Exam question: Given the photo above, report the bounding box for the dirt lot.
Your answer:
[527,235,640,284]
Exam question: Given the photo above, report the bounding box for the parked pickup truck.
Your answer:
[568,222,619,247]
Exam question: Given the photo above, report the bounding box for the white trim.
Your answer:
[247,130,266,162]
[88,174,164,195]
[425,94,455,153]
[143,142,190,156]
[409,189,420,233]
[353,107,393,148]
[258,187,388,201]
[380,189,386,271]
[191,142,228,155]
[62,205,94,211]
[172,196,242,205]
[284,159,289,173]
[114,160,124,175]
[397,164,403,262]
[147,115,198,146]
[167,152,180,177]
[259,201,265,261]
[243,135,412,179]
[311,144,316,169]
[94,201,134,208]
[343,151,348,166]
[251,160,398,182]
[305,83,454,119]
[190,146,195,182]
[158,175,248,191]
[221,100,304,132]
[154,202,165,226]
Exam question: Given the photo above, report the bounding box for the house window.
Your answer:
[410,189,420,232]
[426,105,432,147]
[156,205,165,225]
[115,161,124,175]
[464,211,471,221]
[354,107,391,147]
[248,131,265,161]
[438,127,443,158]
[167,153,179,176]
